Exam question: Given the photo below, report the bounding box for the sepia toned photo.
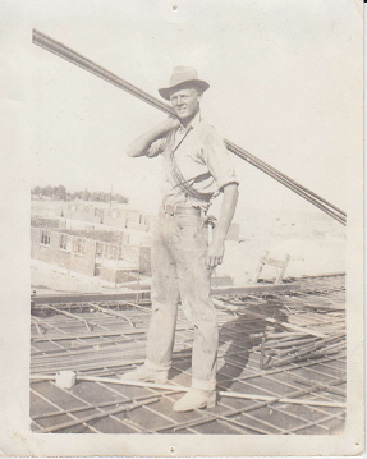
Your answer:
[0,0,364,456]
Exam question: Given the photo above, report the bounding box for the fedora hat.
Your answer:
[159,66,210,100]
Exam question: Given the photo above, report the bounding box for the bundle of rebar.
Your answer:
[213,283,346,370]
[32,29,346,225]
[259,331,346,369]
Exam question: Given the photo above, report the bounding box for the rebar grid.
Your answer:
[30,275,346,434]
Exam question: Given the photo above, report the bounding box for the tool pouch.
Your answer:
[204,215,217,229]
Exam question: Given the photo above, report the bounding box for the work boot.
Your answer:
[120,364,169,384]
[173,389,216,412]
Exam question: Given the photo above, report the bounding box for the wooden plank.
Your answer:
[213,283,299,295]
[221,391,345,408]
[30,375,345,408]
[31,325,192,342]
[31,283,300,305]
[32,291,151,305]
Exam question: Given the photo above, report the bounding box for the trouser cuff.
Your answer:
[145,360,170,372]
[192,377,216,391]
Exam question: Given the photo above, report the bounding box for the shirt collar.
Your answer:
[178,111,201,133]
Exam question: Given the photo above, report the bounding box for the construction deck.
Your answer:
[30,275,346,434]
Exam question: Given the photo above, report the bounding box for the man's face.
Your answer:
[169,87,201,121]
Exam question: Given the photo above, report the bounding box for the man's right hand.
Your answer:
[157,116,180,134]
[127,117,180,157]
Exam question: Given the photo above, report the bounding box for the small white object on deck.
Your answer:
[55,371,76,389]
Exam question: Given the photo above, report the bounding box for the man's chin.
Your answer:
[177,113,193,122]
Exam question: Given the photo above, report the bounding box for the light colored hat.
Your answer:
[159,66,210,100]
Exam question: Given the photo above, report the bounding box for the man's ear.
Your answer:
[192,87,203,100]
[197,88,203,100]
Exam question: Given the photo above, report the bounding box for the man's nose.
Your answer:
[176,97,184,105]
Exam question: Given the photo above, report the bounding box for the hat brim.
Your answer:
[159,80,210,101]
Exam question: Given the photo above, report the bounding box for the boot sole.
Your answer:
[173,399,216,412]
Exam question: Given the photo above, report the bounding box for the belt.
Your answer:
[162,205,202,217]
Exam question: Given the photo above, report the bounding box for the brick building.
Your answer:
[31,227,151,282]
[63,202,152,232]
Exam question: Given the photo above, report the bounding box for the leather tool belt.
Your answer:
[162,206,216,230]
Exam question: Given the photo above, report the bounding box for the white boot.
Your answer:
[120,364,169,384]
[173,389,216,412]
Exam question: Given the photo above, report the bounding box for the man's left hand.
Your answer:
[206,239,225,269]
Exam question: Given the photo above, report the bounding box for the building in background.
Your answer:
[31,200,153,285]
[63,202,152,232]
[31,199,240,286]
[31,227,151,283]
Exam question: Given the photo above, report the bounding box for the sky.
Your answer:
[16,0,363,217]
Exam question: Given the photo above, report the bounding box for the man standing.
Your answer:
[125,66,239,411]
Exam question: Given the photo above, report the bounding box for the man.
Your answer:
[125,66,239,411]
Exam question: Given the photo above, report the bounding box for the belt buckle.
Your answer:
[164,205,175,216]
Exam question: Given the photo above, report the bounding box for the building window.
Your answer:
[139,214,142,224]
[76,238,86,254]
[40,230,51,245]
[96,242,103,258]
[59,234,69,250]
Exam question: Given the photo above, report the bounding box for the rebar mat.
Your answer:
[30,275,346,434]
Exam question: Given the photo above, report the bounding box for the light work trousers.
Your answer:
[145,210,218,391]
